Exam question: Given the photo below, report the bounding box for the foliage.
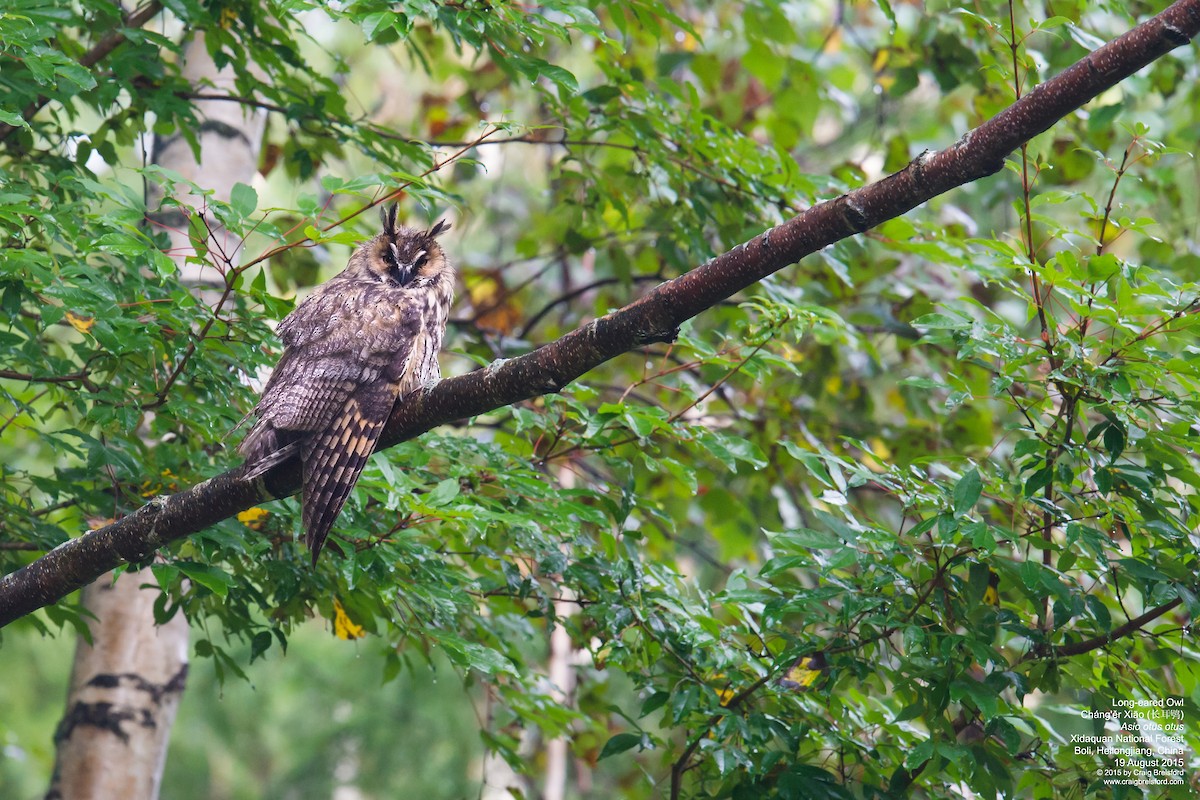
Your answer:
[3,0,1200,798]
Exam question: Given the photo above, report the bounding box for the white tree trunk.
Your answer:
[151,33,267,278]
[543,464,586,800]
[47,32,265,800]
[543,591,581,800]
[46,571,188,800]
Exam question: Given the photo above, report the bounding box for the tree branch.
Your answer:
[2,0,1198,628]
[0,369,95,386]
[1019,597,1184,662]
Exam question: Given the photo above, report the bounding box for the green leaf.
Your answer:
[873,0,896,29]
[1102,421,1125,461]
[230,182,258,218]
[249,631,273,662]
[599,732,643,760]
[1117,558,1167,583]
[581,84,620,104]
[911,312,967,329]
[952,468,982,517]
[905,737,934,769]
[361,11,393,40]
[0,109,30,129]
[177,563,234,597]
[1085,596,1111,631]
[1023,466,1052,498]
[1011,439,1041,460]
[458,641,514,675]
[954,679,999,719]
[515,57,578,93]
[424,478,460,507]
[55,60,97,91]
[640,691,670,717]
[898,376,949,390]
[781,443,834,487]
[771,528,842,550]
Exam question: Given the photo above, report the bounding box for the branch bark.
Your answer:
[2,0,1199,628]
[1019,597,1184,662]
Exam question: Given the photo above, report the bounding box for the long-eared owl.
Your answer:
[240,206,454,563]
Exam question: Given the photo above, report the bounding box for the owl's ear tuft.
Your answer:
[380,204,399,238]
[428,219,451,238]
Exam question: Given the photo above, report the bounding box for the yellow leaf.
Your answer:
[594,643,612,669]
[983,571,1000,607]
[710,673,736,706]
[333,598,366,640]
[861,436,892,473]
[465,270,521,335]
[780,652,827,692]
[777,343,805,363]
[66,311,95,334]
[237,507,269,530]
[1096,219,1124,246]
[140,469,181,497]
[869,437,891,460]
[822,27,842,55]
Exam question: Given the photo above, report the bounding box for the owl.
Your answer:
[239,205,454,564]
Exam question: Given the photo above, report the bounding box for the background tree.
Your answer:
[43,32,267,800]
[2,1,1199,798]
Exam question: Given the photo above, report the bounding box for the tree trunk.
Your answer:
[544,465,585,800]
[46,32,266,799]
[46,571,188,800]
[543,591,582,800]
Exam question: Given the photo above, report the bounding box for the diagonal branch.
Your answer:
[1019,597,1184,662]
[2,0,1198,628]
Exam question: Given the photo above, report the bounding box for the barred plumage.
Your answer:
[239,206,454,564]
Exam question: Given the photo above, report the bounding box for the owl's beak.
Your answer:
[396,262,416,286]
[389,242,416,286]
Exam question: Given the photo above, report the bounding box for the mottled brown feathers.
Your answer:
[239,205,455,564]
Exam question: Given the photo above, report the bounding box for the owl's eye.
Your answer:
[413,249,428,270]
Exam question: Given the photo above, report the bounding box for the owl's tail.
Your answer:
[299,383,394,565]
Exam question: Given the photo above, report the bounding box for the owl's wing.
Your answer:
[240,280,388,476]
[299,377,400,564]
[239,349,376,478]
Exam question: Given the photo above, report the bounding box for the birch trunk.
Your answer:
[46,573,188,800]
[46,32,266,800]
